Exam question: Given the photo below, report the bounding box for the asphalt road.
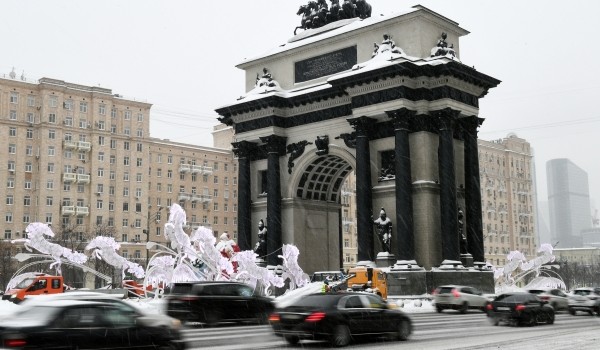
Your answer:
[181,311,600,349]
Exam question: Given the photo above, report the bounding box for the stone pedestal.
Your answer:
[376,252,396,268]
[355,260,377,268]
[460,253,474,268]
[255,258,267,268]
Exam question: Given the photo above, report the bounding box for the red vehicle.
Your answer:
[2,274,64,303]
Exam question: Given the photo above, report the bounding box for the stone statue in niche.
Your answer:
[254,219,268,258]
[315,135,329,155]
[373,208,392,253]
[458,209,468,255]
[379,150,395,181]
[255,68,279,88]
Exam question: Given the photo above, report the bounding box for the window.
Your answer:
[79,101,88,113]
[8,144,16,154]
[98,135,105,145]
[6,195,14,205]
[27,95,36,107]
[124,110,131,120]
[27,113,34,123]
[7,178,14,188]
[99,104,106,115]
[10,92,19,104]
[48,146,55,156]
[64,99,73,110]
[46,197,53,206]
[137,113,144,122]
[49,95,58,107]
[64,116,73,126]
[9,110,16,120]
[111,108,117,118]
[9,127,16,137]
[26,129,33,139]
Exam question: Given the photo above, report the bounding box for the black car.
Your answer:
[165,281,274,326]
[487,292,555,326]
[269,292,412,347]
[0,299,186,349]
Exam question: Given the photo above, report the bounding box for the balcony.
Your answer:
[76,174,90,183]
[76,206,89,216]
[178,193,191,201]
[63,173,77,182]
[63,140,78,150]
[190,165,213,175]
[179,164,191,173]
[77,141,91,152]
[189,194,212,203]
[62,206,76,215]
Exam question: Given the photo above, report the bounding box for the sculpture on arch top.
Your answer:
[86,236,145,279]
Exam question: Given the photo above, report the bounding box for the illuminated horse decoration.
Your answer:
[190,226,233,280]
[278,244,310,291]
[11,222,87,274]
[232,251,284,295]
[86,236,145,279]
[493,250,527,286]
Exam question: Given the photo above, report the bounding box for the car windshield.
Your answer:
[574,290,591,296]
[528,290,544,294]
[495,294,529,303]
[12,305,60,323]
[14,278,36,289]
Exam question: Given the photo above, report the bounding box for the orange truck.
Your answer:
[2,274,64,303]
[346,266,388,300]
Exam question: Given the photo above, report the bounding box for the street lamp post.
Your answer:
[143,205,164,269]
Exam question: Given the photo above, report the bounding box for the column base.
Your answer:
[460,253,474,268]
[391,259,424,271]
[437,259,466,270]
[355,260,377,268]
[376,252,396,268]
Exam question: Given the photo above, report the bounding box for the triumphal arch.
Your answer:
[216,4,500,293]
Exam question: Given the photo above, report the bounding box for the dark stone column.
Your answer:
[462,116,485,263]
[232,141,257,251]
[259,135,287,266]
[348,116,375,262]
[387,108,416,261]
[435,108,461,262]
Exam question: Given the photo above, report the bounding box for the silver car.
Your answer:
[433,285,491,313]
[527,288,569,311]
[568,287,600,315]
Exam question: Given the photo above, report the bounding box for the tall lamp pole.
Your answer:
[143,205,164,269]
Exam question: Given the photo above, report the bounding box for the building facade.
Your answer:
[479,134,537,266]
[547,158,592,248]
[0,76,236,271]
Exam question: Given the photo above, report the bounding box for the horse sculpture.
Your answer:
[190,226,233,280]
[232,250,284,296]
[86,236,145,279]
[12,222,87,274]
[294,5,313,35]
[278,245,310,291]
[164,203,198,260]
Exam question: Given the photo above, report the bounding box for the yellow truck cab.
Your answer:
[2,274,64,303]
[347,266,388,300]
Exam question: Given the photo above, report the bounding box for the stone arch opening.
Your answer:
[295,154,353,203]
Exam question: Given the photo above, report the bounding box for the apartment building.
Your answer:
[479,133,537,266]
[0,75,236,267]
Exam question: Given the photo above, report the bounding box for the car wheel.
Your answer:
[524,313,536,327]
[488,316,499,326]
[284,335,300,345]
[204,311,220,327]
[588,309,594,316]
[547,312,555,324]
[157,342,180,350]
[569,308,576,316]
[396,319,411,341]
[459,302,469,314]
[330,325,351,347]
[551,302,558,310]
[436,305,443,313]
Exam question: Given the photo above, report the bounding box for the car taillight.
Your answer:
[178,296,198,302]
[4,339,27,348]
[515,304,526,312]
[305,312,326,322]
[486,304,494,311]
[432,289,438,295]
[268,313,280,322]
[452,289,461,298]
[540,296,550,301]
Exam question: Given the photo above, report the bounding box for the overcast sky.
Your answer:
[4,0,600,215]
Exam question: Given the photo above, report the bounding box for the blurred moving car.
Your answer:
[269,292,412,347]
[165,281,274,326]
[568,287,600,315]
[19,291,182,331]
[487,292,555,326]
[433,285,490,313]
[0,300,186,349]
[526,288,569,311]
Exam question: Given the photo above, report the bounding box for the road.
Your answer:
[181,311,600,349]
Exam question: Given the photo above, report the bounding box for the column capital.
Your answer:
[459,116,484,134]
[432,108,461,131]
[259,135,287,155]
[348,116,376,138]
[232,140,258,159]
[386,108,416,130]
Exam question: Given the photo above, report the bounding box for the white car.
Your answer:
[19,291,181,330]
[568,287,600,316]
[527,288,569,311]
[433,285,491,313]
